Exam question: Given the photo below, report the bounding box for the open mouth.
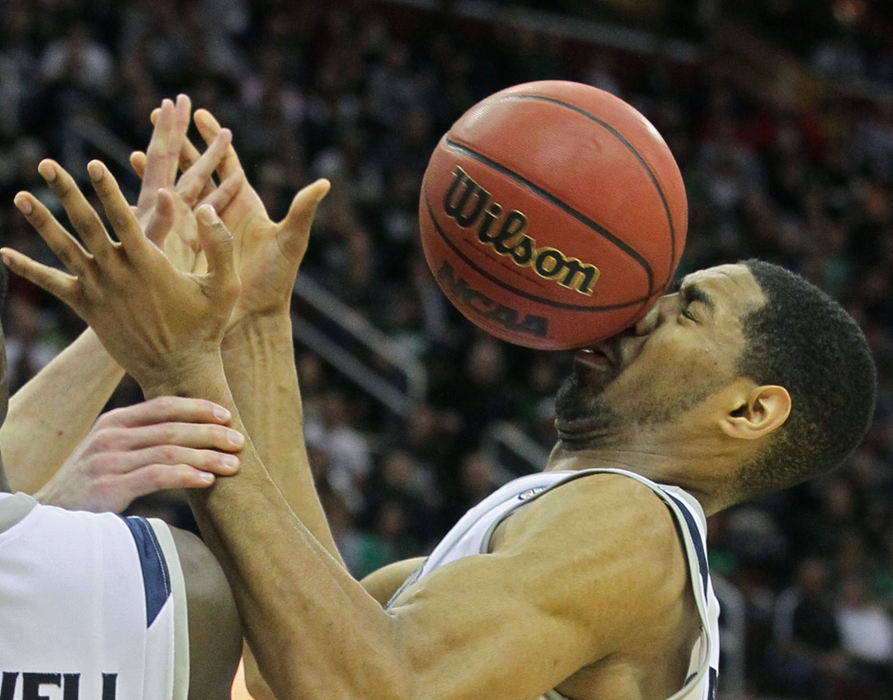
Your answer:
[574,341,620,372]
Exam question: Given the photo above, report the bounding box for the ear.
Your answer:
[720,384,791,440]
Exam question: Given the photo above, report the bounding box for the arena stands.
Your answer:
[0,1,890,696]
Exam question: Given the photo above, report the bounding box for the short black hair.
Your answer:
[734,260,877,498]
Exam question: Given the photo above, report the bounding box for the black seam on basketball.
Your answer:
[423,190,651,312]
[501,93,678,286]
[443,136,655,294]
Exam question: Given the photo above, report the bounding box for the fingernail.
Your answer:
[13,194,31,215]
[198,204,218,224]
[221,454,240,468]
[200,472,215,484]
[213,406,231,421]
[227,430,245,447]
[87,162,104,182]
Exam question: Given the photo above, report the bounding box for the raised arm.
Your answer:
[195,109,340,561]
[0,329,125,493]
[132,107,340,561]
[1,95,237,499]
[1,159,692,700]
[172,109,337,700]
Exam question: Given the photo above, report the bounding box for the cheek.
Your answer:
[615,344,725,402]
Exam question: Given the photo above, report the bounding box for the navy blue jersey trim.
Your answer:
[665,493,709,597]
[708,666,718,698]
[119,516,172,627]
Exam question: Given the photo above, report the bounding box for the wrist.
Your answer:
[222,312,292,352]
[83,328,125,374]
[138,352,229,401]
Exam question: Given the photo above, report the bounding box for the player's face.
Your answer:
[555,263,766,445]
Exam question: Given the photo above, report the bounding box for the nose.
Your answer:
[632,293,673,336]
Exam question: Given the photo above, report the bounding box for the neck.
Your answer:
[545,435,740,516]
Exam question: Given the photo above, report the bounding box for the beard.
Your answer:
[554,361,728,451]
[554,370,622,450]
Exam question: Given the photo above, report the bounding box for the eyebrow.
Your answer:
[680,283,715,315]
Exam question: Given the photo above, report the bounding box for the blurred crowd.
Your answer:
[0,1,891,697]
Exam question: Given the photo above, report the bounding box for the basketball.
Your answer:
[418,80,688,350]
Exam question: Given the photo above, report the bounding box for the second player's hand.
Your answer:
[131,96,242,275]
[140,107,329,327]
[34,397,246,513]
[225,172,330,328]
[2,158,239,394]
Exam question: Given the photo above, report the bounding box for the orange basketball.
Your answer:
[419,80,687,350]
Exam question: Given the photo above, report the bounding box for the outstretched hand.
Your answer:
[133,95,243,275]
[132,107,329,328]
[1,159,239,394]
[35,397,245,513]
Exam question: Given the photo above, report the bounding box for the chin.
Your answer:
[555,367,611,419]
[554,379,621,448]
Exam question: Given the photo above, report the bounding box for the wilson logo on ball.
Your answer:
[443,167,601,296]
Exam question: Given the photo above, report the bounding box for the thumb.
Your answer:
[279,179,330,259]
[196,204,238,301]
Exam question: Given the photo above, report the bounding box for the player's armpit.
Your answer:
[385,474,691,700]
[361,556,428,606]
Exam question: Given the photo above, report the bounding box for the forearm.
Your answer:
[1,328,124,492]
[221,313,343,563]
[143,362,407,699]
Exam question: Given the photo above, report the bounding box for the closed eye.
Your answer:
[679,283,714,322]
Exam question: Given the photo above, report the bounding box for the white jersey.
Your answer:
[388,468,720,700]
[0,492,189,699]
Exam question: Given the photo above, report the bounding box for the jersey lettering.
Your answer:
[0,672,117,699]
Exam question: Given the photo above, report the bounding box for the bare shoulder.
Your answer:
[493,473,693,646]
[498,472,685,554]
[381,473,697,697]
[169,526,243,700]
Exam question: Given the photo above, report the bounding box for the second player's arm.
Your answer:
[2,95,232,496]
[182,109,343,563]
[1,329,123,493]
[220,313,342,562]
[220,312,345,700]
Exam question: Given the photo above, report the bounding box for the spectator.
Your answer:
[771,557,851,698]
[304,388,373,514]
[4,295,60,392]
[834,574,893,693]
